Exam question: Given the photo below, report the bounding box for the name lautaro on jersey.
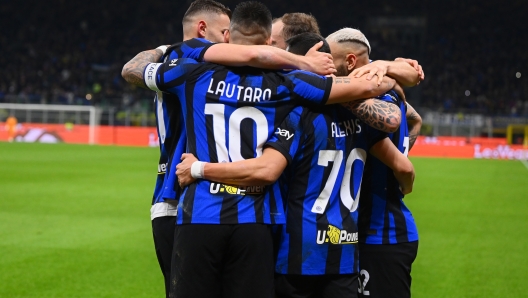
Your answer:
[207,78,272,102]
[316,224,358,245]
[332,119,362,138]
[209,182,265,195]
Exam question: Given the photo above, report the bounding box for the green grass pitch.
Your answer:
[1,142,527,297]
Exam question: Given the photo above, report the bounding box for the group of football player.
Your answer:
[122,1,424,297]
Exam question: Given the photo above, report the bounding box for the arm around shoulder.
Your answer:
[202,147,288,186]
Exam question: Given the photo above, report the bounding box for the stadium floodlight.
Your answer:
[0,103,100,144]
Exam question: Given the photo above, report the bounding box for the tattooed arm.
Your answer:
[406,102,422,150]
[121,48,164,89]
[327,76,396,104]
[341,99,401,133]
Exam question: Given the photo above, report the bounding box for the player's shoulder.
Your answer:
[161,57,201,68]
[164,38,215,60]
[283,69,326,80]
[376,89,402,104]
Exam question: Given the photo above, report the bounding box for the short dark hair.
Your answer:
[230,1,272,37]
[182,0,232,24]
[281,13,320,41]
[286,33,331,55]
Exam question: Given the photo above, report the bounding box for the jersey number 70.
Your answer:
[311,149,367,214]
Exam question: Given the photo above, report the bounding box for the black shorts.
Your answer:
[275,273,359,298]
[169,224,274,298]
[358,241,418,298]
[152,216,176,298]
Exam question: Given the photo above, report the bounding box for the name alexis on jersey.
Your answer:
[332,119,362,138]
[209,182,265,195]
[207,78,272,102]
[317,224,358,245]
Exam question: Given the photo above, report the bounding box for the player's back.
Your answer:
[145,57,331,225]
[358,90,419,245]
[266,105,386,275]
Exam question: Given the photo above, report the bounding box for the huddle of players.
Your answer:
[122,1,423,298]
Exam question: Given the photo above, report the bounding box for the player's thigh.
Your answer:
[275,274,318,298]
[152,216,176,297]
[170,224,230,298]
[222,224,275,298]
[152,216,176,269]
[358,241,418,298]
[319,273,359,298]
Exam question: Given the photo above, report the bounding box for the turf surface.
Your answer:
[1,142,527,297]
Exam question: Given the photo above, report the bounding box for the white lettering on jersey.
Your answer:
[206,78,272,102]
[275,127,294,140]
[331,119,362,138]
[144,63,162,92]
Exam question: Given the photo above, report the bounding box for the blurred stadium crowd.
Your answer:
[1,0,526,118]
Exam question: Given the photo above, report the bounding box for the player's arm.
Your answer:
[395,57,425,83]
[326,75,396,104]
[121,46,167,89]
[406,102,422,150]
[176,148,287,187]
[369,138,415,194]
[203,41,335,75]
[341,98,401,133]
[351,59,421,87]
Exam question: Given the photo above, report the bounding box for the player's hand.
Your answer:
[304,41,336,75]
[351,60,390,86]
[395,57,425,83]
[176,153,199,187]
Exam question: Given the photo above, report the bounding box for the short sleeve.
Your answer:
[143,58,200,92]
[285,70,332,106]
[363,124,388,150]
[265,106,305,164]
[179,38,216,61]
[376,90,400,106]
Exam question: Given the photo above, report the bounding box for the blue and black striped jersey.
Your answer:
[151,38,214,206]
[358,90,419,244]
[266,105,386,275]
[144,58,332,225]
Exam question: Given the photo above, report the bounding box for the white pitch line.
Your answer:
[521,159,528,171]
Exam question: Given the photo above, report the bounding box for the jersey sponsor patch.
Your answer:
[209,182,265,196]
[158,162,168,174]
[275,127,295,140]
[316,224,358,245]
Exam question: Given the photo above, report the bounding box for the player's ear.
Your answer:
[346,53,357,72]
[264,36,272,46]
[223,29,230,43]
[197,20,207,38]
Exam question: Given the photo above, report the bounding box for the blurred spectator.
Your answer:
[0,0,526,117]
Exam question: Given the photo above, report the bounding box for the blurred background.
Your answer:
[1,0,526,139]
[1,1,528,297]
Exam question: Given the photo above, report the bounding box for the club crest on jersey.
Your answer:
[209,182,265,195]
[316,224,358,244]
